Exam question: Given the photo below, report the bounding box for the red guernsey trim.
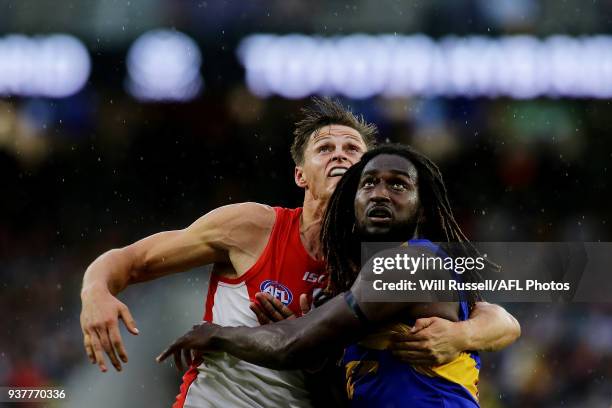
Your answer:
[172,366,198,408]
[203,273,219,321]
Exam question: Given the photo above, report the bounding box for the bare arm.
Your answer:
[157,265,459,371]
[458,302,520,351]
[389,302,521,365]
[216,299,457,370]
[80,202,274,372]
[213,295,363,370]
[82,202,273,294]
[247,289,521,365]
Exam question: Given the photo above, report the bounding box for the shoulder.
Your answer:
[196,202,276,229]
[187,202,276,255]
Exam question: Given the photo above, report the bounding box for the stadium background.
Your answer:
[1,1,611,407]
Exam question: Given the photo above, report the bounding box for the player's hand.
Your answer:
[249,292,310,324]
[389,317,463,366]
[156,322,221,372]
[80,287,139,373]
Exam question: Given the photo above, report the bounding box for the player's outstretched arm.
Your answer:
[157,262,459,371]
[80,202,274,373]
[158,295,361,371]
[389,302,521,365]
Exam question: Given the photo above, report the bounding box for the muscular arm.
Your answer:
[82,202,273,295]
[389,301,520,365]
[457,302,520,352]
[213,300,457,370]
[158,259,459,370]
[80,202,274,372]
[213,295,363,369]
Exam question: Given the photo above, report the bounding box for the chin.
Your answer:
[361,225,393,239]
[358,221,418,243]
[327,179,341,191]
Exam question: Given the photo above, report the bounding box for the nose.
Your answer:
[330,146,350,163]
[370,183,391,203]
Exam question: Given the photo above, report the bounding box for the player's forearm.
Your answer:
[459,302,521,352]
[81,231,196,297]
[213,296,361,370]
[212,323,309,370]
[82,248,138,297]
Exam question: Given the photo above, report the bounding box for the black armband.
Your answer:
[344,291,370,326]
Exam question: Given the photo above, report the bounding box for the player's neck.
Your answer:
[299,192,329,260]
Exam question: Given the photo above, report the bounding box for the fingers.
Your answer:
[119,305,139,335]
[391,330,424,343]
[255,292,293,321]
[156,345,174,363]
[411,317,434,333]
[173,349,184,372]
[108,324,128,364]
[98,326,122,371]
[254,293,284,321]
[183,348,193,368]
[88,330,108,372]
[313,290,331,307]
[83,332,96,364]
[249,302,272,325]
[268,294,294,318]
[389,339,427,351]
[299,294,311,316]
[157,338,192,373]
[192,350,204,361]
[86,321,132,371]
[391,350,436,365]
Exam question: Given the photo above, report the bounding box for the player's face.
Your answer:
[354,154,422,240]
[295,124,367,200]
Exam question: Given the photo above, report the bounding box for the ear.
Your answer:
[294,166,308,188]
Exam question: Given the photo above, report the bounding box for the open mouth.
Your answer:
[328,167,348,177]
[366,206,393,222]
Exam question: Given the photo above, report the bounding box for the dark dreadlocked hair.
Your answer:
[320,144,498,307]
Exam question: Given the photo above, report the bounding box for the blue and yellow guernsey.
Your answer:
[342,239,480,408]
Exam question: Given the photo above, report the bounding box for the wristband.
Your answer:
[344,291,370,326]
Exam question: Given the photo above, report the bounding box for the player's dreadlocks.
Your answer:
[320,144,497,307]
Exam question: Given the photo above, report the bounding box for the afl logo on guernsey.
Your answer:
[260,280,293,306]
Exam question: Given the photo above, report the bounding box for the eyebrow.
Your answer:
[362,169,414,178]
[311,133,364,145]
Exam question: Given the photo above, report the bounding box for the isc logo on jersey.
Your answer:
[260,280,293,306]
[302,271,326,284]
